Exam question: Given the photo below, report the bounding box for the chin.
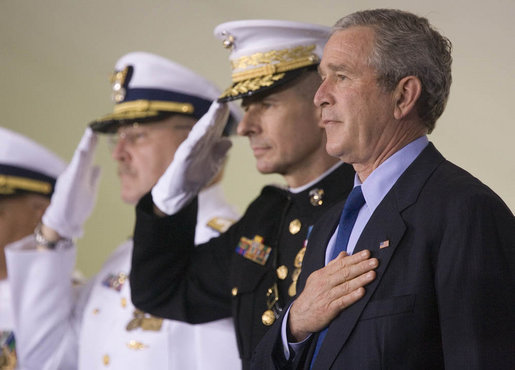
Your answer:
[121,196,138,205]
[324,144,342,159]
[255,161,277,175]
[120,190,140,205]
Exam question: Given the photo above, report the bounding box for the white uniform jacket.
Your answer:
[6,184,241,370]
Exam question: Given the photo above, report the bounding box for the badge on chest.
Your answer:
[235,235,271,265]
[126,309,163,332]
[0,331,16,369]
[101,272,128,292]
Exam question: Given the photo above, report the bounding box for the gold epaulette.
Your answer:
[207,217,236,233]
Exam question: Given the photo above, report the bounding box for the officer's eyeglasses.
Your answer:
[108,128,148,150]
[107,122,194,151]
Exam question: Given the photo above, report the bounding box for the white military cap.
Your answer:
[214,20,330,101]
[0,127,66,197]
[90,51,241,134]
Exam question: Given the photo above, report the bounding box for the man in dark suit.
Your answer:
[252,9,515,369]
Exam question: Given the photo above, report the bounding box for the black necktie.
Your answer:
[310,186,365,368]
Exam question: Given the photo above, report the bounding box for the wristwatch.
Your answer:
[34,223,73,250]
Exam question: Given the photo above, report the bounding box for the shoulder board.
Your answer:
[206,217,236,233]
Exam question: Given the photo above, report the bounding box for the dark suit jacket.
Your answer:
[252,143,515,369]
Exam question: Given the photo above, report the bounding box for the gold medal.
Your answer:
[262,310,276,326]
[291,268,301,281]
[276,265,288,280]
[126,309,163,331]
[288,282,297,297]
[126,340,148,350]
[0,342,17,369]
[262,284,280,326]
[289,268,302,297]
[126,318,142,331]
[289,219,301,235]
[140,317,163,331]
[294,247,306,268]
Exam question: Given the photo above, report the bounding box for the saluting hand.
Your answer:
[288,250,378,342]
[42,128,101,239]
[151,101,232,215]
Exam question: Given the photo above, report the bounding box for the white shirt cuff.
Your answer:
[281,304,312,360]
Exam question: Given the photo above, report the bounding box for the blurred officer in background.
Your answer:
[6,52,242,369]
[0,127,66,369]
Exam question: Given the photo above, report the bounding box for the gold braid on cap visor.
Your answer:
[220,45,319,99]
[95,100,195,122]
[0,175,52,195]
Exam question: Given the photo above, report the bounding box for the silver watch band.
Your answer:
[34,223,73,250]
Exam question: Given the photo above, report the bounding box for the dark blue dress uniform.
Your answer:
[130,163,355,369]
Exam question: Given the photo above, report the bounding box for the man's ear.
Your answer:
[393,76,422,120]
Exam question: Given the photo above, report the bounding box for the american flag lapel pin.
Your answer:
[379,240,390,249]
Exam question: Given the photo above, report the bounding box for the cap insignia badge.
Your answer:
[110,66,132,103]
[220,30,235,50]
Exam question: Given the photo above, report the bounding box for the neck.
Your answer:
[284,155,340,188]
[354,122,427,183]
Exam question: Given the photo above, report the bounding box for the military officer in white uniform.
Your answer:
[0,127,67,370]
[6,52,242,369]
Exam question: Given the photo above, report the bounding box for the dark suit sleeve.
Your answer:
[435,190,515,368]
[130,192,234,323]
[251,310,313,370]
[250,313,286,370]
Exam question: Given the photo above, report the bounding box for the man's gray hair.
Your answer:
[334,9,452,132]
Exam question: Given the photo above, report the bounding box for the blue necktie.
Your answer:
[310,186,365,368]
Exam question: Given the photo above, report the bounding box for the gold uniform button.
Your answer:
[289,219,301,235]
[121,297,127,308]
[276,265,288,280]
[262,309,276,326]
[103,354,110,366]
[231,287,238,296]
